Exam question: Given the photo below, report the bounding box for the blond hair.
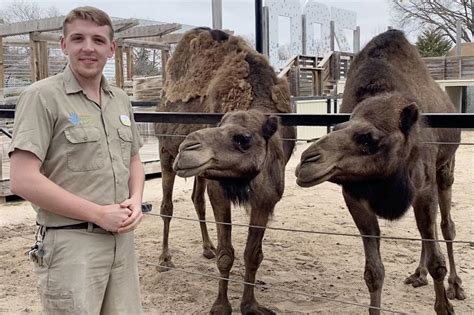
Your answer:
[63,6,114,40]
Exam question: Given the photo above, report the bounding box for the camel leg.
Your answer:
[343,190,384,315]
[240,207,274,315]
[437,159,465,300]
[413,190,454,315]
[192,177,216,259]
[158,149,176,271]
[404,242,429,287]
[208,181,234,315]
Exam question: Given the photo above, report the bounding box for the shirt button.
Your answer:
[83,136,88,140]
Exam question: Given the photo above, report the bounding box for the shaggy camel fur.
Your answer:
[295,30,464,314]
[157,27,295,314]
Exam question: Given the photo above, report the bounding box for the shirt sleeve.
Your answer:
[128,102,143,156]
[8,87,54,162]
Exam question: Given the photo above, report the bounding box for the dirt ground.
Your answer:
[1,131,473,314]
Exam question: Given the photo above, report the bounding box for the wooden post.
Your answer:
[125,46,133,80]
[115,45,124,88]
[161,49,169,82]
[30,34,40,82]
[39,40,48,79]
[456,20,462,79]
[212,0,222,29]
[0,36,4,88]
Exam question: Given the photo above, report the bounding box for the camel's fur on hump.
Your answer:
[163,28,291,114]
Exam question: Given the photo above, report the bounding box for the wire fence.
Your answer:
[1,102,473,313]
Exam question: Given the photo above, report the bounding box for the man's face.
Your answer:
[61,19,115,81]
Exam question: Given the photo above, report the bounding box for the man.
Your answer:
[9,6,144,314]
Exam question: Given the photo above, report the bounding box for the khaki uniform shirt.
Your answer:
[9,65,143,227]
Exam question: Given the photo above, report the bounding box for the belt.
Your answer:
[44,222,103,232]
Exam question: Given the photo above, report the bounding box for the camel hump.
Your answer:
[191,27,229,42]
[363,29,413,59]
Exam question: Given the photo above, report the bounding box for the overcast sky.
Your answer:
[1,0,401,47]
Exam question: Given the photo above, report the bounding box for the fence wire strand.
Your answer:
[145,213,473,245]
[139,260,406,314]
[143,131,474,146]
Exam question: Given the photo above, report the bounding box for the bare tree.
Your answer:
[391,0,473,43]
[0,0,60,24]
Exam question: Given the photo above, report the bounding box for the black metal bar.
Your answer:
[255,0,263,53]
[131,101,158,107]
[0,128,12,138]
[0,110,473,128]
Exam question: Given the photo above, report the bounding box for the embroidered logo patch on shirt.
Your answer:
[69,112,80,126]
[120,114,131,126]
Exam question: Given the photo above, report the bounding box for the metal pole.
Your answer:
[212,0,222,29]
[255,0,263,53]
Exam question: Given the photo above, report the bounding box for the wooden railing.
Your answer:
[423,56,474,80]
[278,52,354,96]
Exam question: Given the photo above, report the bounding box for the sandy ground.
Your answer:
[1,132,473,314]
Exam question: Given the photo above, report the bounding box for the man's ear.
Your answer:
[60,36,68,55]
[399,103,419,137]
[108,40,117,58]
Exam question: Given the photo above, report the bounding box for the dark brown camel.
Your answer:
[157,27,295,314]
[295,30,464,314]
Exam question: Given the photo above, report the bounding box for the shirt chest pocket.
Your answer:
[117,127,133,166]
[64,127,105,172]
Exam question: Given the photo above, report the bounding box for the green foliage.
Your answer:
[416,29,453,57]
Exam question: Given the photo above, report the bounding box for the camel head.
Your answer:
[173,109,279,181]
[296,93,420,188]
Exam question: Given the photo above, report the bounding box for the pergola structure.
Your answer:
[0,16,183,89]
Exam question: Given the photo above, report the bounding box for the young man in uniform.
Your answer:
[9,6,144,314]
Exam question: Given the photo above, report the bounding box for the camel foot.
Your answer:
[210,300,232,315]
[241,303,276,315]
[203,246,217,259]
[435,300,454,315]
[447,276,466,300]
[158,253,175,272]
[405,271,428,288]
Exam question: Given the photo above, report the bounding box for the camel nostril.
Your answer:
[180,142,201,152]
[303,154,320,163]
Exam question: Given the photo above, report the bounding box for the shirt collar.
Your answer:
[63,64,114,97]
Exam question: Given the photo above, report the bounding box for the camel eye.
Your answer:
[233,133,252,151]
[355,132,379,155]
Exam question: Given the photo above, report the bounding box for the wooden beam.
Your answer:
[0,17,139,37]
[3,37,60,47]
[0,16,64,37]
[113,18,139,33]
[117,38,171,50]
[125,47,133,80]
[153,33,183,44]
[115,23,181,39]
[115,46,124,88]
[31,31,60,43]
[0,37,4,89]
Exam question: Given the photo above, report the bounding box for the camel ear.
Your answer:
[399,103,419,136]
[262,116,279,140]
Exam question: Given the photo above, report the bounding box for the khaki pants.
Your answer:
[33,226,142,315]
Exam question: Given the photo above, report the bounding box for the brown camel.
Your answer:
[295,30,464,314]
[156,27,295,314]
